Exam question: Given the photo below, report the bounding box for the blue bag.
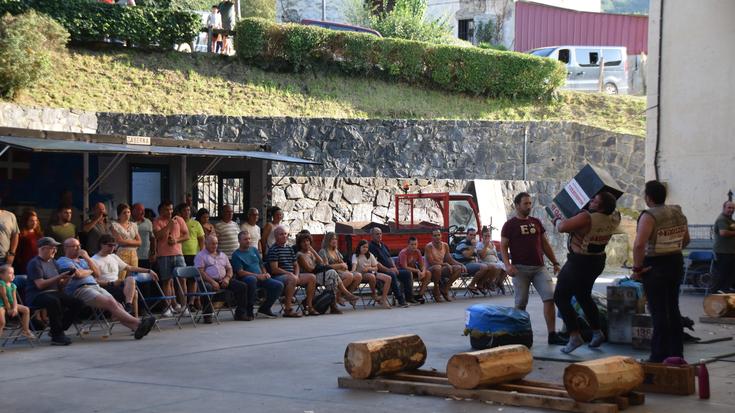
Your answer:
[463,304,533,349]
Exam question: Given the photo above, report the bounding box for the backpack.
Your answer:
[312,290,335,314]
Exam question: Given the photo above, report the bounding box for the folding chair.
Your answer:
[682,250,715,294]
[173,266,220,326]
[133,272,179,330]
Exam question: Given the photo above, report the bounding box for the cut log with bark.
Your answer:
[344,334,427,379]
[564,356,644,402]
[446,344,533,389]
[703,294,735,317]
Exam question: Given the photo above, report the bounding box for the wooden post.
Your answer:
[344,334,427,379]
[703,294,735,317]
[446,345,533,389]
[564,356,644,402]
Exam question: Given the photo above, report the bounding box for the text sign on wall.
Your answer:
[126,136,151,146]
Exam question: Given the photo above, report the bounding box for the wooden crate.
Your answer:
[339,369,644,413]
[636,363,696,395]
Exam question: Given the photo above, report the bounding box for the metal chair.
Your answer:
[682,250,716,294]
[173,266,221,326]
[133,272,179,330]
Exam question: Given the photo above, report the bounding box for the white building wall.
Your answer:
[646,0,735,224]
[276,0,349,23]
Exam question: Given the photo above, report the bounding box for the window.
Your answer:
[558,49,570,64]
[195,173,249,220]
[130,165,168,211]
[530,48,555,57]
[458,19,474,41]
[602,49,623,66]
[575,48,600,67]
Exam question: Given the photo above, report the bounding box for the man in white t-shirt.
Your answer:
[240,207,262,254]
[92,234,157,316]
[214,204,240,257]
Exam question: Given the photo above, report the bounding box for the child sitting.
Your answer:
[0,264,35,341]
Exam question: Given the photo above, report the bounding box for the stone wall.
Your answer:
[0,103,96,133]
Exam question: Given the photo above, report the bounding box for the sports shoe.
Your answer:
[181,308,191,317]
[561,335,584,354]
[257,308,278,319]
[51,335,72,346]
[548,332,568,345]
[134,316,156,340]
[173,303,183,313]
[162,308,174,318]
[588,331,606,348]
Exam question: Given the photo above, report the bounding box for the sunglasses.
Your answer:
[105,243,118,247]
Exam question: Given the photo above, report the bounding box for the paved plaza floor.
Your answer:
[2,276,735,413]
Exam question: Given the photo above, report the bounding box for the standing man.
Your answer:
[369,227,411,307]
[215,204,240,258]
[48,207,76,247]
[712,201,735,293]
[218,0,236,54]
[195,235,251,321]
[632,180,689,363]
[0,204,19,267]
[500,192,566,345]
[153,200,189,317]
[132,203,155,269]
[241,207,262,255]
[82,202,111,256]
[553,192,621,353]
[398,236,432,301]
[425,229,464,301]
[231,231,284,318]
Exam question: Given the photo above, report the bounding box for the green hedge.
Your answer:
[235,18,566,99]
[0,0,200,50]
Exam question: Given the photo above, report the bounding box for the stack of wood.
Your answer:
[343,334,427,379]
[703,294,735,318]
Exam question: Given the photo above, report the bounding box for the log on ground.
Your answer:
[564,356,644,402]
[446,344,533,389]
[703,294,735,317]
[344,334,427,379]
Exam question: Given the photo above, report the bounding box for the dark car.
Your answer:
[300,19,382,37]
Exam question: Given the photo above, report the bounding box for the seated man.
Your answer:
[195,235,252,322]
[398,236,431,301]
[425,229,464,301]
[57,237,155,340]
[91,234,156,316]
[265,226,316,317]
[452,228,494,295]
[369,227,411,307]
[25,237,85,345]
[231,231,284,319]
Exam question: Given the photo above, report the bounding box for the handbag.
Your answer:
[313,263,331,274]
[313,289,335,314]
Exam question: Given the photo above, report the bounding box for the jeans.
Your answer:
[554,253,606,333]
[642,253,684,362]
[714,253,735,292]
[31,291,85,338]
[241,275,284,312]
[385,269,412,304]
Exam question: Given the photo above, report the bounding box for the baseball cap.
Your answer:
[37,237,61,248]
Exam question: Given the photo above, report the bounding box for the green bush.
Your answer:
[235,18,566,99]
[0,0,200,49]
[369,0,452,44]
[0,10,69,98]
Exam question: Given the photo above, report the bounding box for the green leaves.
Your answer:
[235,18,566,99]
[0,0,200,49]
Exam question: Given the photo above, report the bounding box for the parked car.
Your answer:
[300,19,382,37]
[529,45,629,94]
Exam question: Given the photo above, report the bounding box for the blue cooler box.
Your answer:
[463,304,533,349]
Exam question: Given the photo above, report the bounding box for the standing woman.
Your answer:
[351,240,392,309]
[320,232,362,303]
[14,209,43,275]
[262,206,284,254]
[111,203,141,279]
[196,208,215,239]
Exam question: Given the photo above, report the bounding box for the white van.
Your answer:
[529,46,629,94]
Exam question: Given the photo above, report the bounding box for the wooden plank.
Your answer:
[636,363,695,395]
[699,316,735,325]
[338,376,619,413]
[389,372,449,385]
[496,382,570,398]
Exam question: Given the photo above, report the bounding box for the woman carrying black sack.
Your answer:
[296,233,358,314]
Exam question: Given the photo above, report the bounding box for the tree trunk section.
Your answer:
[564,356,644,402]
[344,334,427,379]
[703,294,735,317]
[446,345,532,389]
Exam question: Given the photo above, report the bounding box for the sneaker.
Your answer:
[51,335,72,346]
[588,331,605,348]
[548,332,568,346]
[162,308,174,318]
[173,303,183,313]
[400,302,410,308]
[134,316,156,340]
[561,335,585,354]
[257,308,278,319]
[181,308,191,317]
[203,315,213,324]
[234,313,252,321]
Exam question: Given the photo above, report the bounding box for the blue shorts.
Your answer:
[157,255,186,281]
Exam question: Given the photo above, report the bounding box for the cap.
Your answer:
[37,237,61,248]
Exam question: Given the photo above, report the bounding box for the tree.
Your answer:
[241,0,275,20]
[368,0,452,44]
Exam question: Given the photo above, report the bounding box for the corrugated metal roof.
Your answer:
[0,136,320,165]
[514,1,648,55]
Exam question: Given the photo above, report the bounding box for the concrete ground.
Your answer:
[2,274,735,413]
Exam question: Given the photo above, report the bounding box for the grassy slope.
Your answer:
[10,48,646,136]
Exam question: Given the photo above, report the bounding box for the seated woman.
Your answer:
[319,232,362,305]
[477,226,507,294]
[351,240,392,309]
[295,233,357,314]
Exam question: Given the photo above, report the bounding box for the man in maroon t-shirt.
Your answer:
[501,192,566,345]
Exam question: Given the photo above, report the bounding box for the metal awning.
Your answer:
[0,135,320,165]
